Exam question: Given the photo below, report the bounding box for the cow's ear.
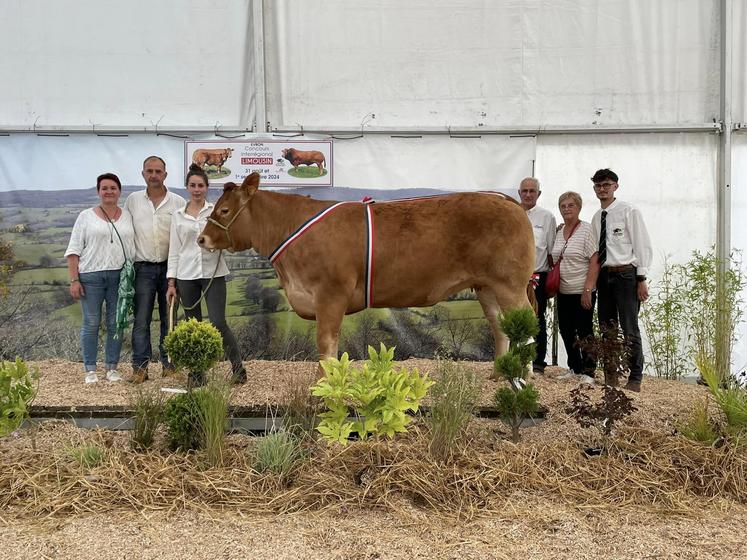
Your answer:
[223,182,237,192]
[240,172,260,196]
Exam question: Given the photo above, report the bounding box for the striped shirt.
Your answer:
[550,221,596,295]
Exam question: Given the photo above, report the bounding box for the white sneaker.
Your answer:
[106,369,122,382]
[84,371,98,384]
[578,374,595,385]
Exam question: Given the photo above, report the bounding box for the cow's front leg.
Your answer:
[315,298,348,367]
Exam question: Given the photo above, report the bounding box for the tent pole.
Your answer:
[253,0,268,133]
[716,0,733,380]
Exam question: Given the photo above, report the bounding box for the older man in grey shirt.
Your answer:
[519,177,557,374]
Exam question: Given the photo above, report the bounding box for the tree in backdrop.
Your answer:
[340,312,381,360]
[378,309,440,359]
[39,254,55,268]
[243,275,263,305]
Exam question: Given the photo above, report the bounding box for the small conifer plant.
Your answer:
[493,308,540,443]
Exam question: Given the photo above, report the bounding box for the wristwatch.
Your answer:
[636,275,646,282]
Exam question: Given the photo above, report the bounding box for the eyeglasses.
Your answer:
[593,182,616,190]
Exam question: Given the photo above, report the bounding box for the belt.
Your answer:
[135,260,167,266]
[604,264,635,273]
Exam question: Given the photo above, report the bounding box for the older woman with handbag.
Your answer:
[549,191,599,383]
[65,173,135,384]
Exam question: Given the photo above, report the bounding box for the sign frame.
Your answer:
[184,139,334,187]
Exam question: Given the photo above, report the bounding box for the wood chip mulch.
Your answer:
[3,359,743,560]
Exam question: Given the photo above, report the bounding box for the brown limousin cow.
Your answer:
[192,148,234,172]
[198,173,535,360]
[281,147,326,175]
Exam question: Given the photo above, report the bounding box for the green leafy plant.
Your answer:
[0,358,39,437]
[698,354,747,434]
[685,249,745,384]
[193,377,232,466]
[640,256,690,379]
[163,318,223,376]
[68,444,106,469]
[253,428,303,480]
[493,308,539,443]
[426,358,482,462]
[312,343,434,445]
[130,386,164,450]
[678,397,719,445]
[164,392,202,452]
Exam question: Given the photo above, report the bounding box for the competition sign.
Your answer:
[184,139,333,187]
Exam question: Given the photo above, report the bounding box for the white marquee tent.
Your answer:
[1,0,745,370]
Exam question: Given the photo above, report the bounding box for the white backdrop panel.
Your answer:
[331,135,535,191]
[0,135,188,190]
[0,134,534,192]
[535,133,717,273]
[535,133,728,373]
[265,0,720,129]
[0,0,253,128]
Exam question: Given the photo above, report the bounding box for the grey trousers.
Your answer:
[177,277,243,373]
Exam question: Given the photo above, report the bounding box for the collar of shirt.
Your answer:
[175,201,214,219]
[601,198,619,214]
[144,188,177,210]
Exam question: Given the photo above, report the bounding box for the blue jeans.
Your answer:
[132,261,171,370]
[79,269,122,372]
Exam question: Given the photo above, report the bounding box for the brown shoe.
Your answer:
[128,367,149,384]
[624,381,641,393]
[161,366,181,379]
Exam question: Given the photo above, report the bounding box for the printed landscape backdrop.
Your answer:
[0,133,533,365]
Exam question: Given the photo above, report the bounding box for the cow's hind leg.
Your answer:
[476,287,507,358]
[478,284,533,358]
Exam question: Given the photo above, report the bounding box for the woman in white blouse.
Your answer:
[549,191,600,383]
[166,164,245,385]
[65,173,135,383]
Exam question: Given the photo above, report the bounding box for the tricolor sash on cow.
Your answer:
[267,192,509,309]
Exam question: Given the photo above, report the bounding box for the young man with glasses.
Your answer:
[589,169,652,392]
[518,177,557,374]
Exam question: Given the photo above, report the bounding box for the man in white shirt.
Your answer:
[590,168,652,392]
[124,156,186,382]
[519,177,557,374]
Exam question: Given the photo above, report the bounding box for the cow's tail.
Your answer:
[527,280,538,315]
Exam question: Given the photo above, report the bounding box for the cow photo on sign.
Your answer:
[282,148,327,177]
[198,172,536,361]
[191,147,235,179]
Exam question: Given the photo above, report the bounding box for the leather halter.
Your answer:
[206,197,251,249]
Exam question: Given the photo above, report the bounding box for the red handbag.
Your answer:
[545,260,561,298]
[545,221,580,298]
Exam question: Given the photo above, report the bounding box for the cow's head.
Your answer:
[225,147,234,157]
[281,148,295,160]
[198,172,259,252]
